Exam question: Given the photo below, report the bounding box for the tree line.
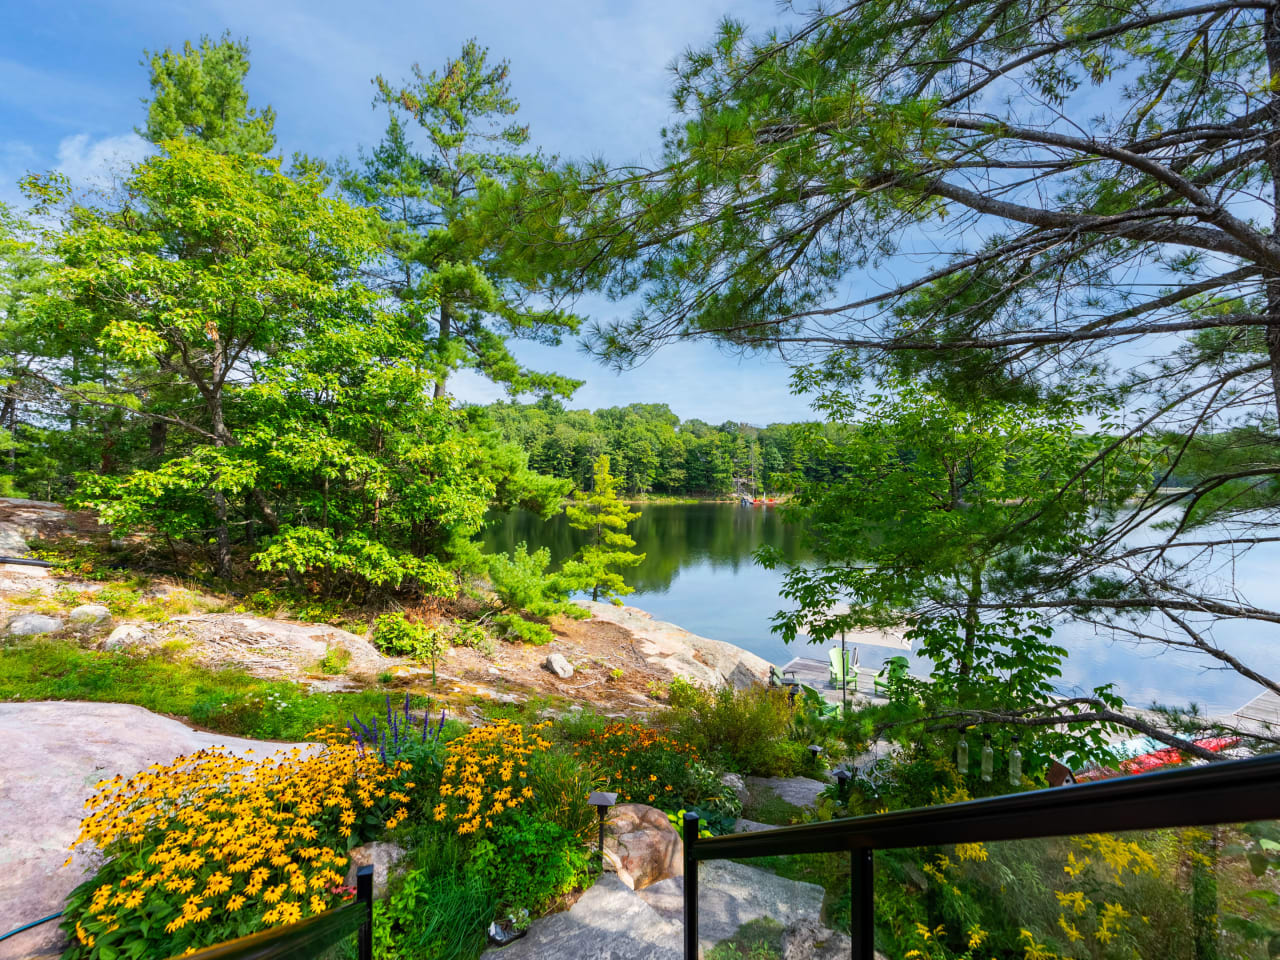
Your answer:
[476,398,848,496]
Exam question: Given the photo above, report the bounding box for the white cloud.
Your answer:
[55,131,151,189]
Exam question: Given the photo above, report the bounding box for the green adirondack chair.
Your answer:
[827,647,858,692]
[874,656,910,697]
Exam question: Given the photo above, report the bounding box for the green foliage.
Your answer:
[373,613,444,684]
[487,541,582,619]
[0,639,405,741]
[341,40,580,399]
[374,832,496,960]
[142,33,276,155]
[560,455,644,604]
[666,677,805,777]
[478,399,827,496]
[524,749,604,841]
[467,812,591,916]
[490,612,555,646]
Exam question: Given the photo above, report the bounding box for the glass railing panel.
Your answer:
[693,852,856,959]
[873,823,1280,960]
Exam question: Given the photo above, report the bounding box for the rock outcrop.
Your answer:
[746,775,829,810]
[580,601,771,689]
[604,803,683,890]
[0,498,68,559]
[0,702,313,960]
[109,613,394,680]
[484,860,836,960]
[345,841,408,899]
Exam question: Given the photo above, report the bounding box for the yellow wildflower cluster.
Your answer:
[433,719,549,837]
[62,732,414,959]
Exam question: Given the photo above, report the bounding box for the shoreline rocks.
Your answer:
[579,601,771,690]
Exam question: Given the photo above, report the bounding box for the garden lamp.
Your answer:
[807,744,823,768]
[588,791,618,875]
[834,767,850,802]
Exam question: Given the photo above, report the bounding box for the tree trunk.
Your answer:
[958,563,984,679]
[149,419,167,459]
[434,301,453,399]
[1264,6,1280,423]
[212,489,232,581]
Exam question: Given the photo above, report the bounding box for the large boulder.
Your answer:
[579,601,771,689]
[102,623,148,650]
[5,613,63,636]
[68,604,112,626]
[604,803,683,891]
[544,652,574,679]
[345,841,408,899]
[481,873,681,960]
[746,775,828,810]
[0,702,313,960]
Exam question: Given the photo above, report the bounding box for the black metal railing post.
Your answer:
[850,847,873,960]
[684,812,699,960]
[356,864,374,960]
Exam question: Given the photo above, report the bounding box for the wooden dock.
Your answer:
[780,656,890,707]
[1233,689,1280,728]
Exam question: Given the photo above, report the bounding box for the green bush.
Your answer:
[468,812,592,916]
[525,749,605,841]
[665,678,804,776]
[487,542,586,622]
[491,611,555,645]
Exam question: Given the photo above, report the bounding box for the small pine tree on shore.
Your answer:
[560,455,644,604]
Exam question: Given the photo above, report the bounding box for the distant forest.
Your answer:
[475,399,848,496]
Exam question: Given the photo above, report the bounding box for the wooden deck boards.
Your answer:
[780,656,888,706]
[1234,689,1280,727]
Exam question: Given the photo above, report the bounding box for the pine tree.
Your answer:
[560,455,643,604]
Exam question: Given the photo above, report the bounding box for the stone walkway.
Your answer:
[0,702,313,960]
[483,860,838,960]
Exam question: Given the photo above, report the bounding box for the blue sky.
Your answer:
[0,0,817,425]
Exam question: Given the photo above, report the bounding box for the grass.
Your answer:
[704,917,785,960]
[0,638,435,741]
[741,787,805,826]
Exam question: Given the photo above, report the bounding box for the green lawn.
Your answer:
[0,638,417,741]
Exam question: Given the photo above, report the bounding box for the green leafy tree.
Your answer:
[142,34,276,155]
[36,140,379,579]
[766,373,1141,670]
[504,0,1280,717]
[341,40,580,399]
[560,455,644,603]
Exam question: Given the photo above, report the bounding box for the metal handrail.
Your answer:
[163,865,373,960]
[682,751,1280,960]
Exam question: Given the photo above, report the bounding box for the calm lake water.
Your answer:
[483,502,1274,713]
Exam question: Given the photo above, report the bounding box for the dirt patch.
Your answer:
[435,613,672,715]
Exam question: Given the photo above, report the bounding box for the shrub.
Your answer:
[490,611,555,645]
[59,733,416,959]
[525,749,605,841]
[468,812,592,916]
[487,542,583,619]
[666,678,803,776]
[574,721,712,809]
[373,613,444,682]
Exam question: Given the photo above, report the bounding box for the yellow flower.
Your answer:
[165,915,188,934]
[227,894,246,912]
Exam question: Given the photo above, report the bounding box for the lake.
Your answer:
[483,502,1274,714]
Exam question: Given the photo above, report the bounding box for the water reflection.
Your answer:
[482,503,1272,713]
